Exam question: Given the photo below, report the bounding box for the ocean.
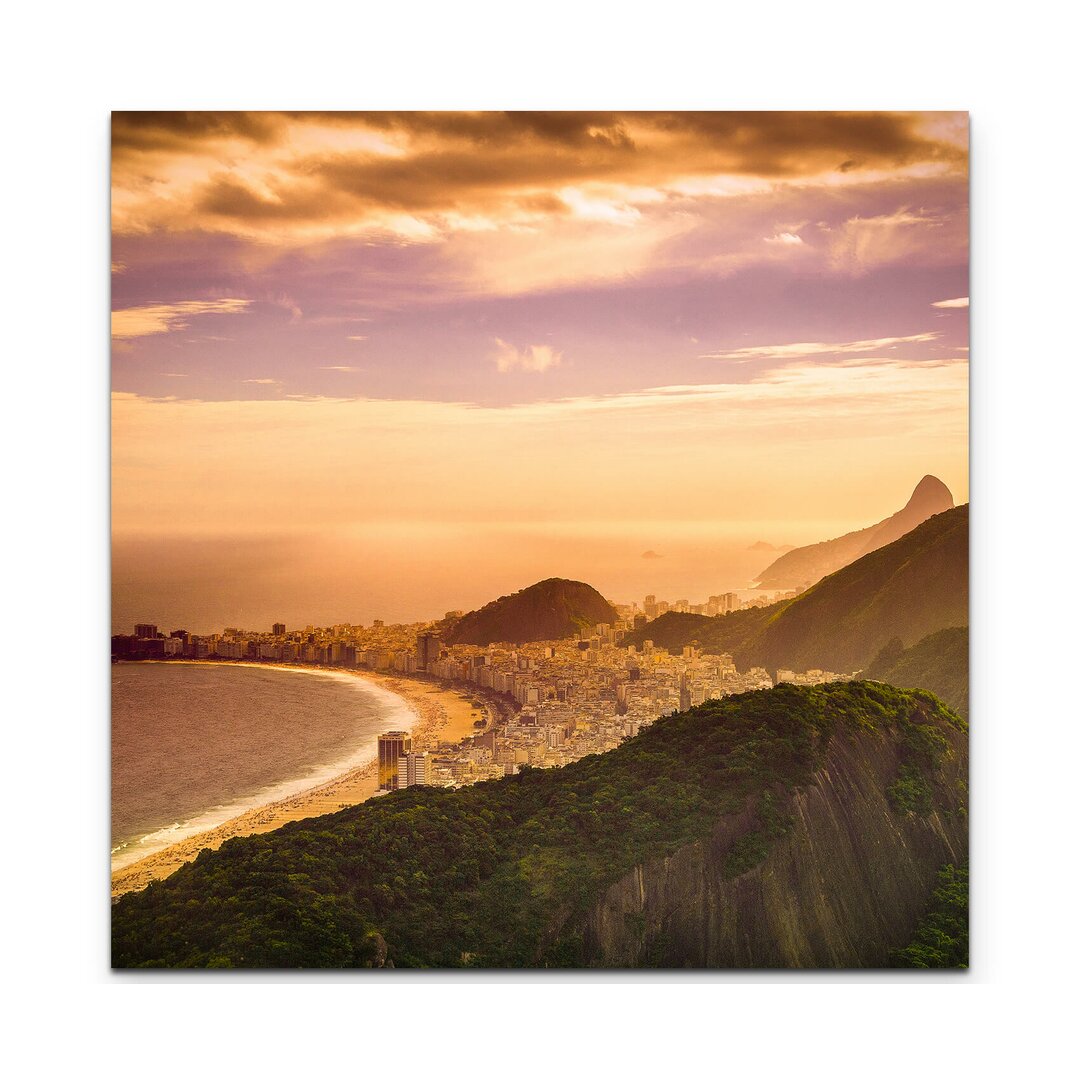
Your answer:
[111,661,415,872]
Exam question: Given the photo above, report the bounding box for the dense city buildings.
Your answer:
[114,587,851,795]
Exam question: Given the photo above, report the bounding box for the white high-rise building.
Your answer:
[396,751,431,789]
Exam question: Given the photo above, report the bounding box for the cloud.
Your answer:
[701,331,940,363]
[275,295,303,322]
[242,378,281,386]
[641,550,664,560]
[493,338,563,374]
[110,114,968,309]
[828,207,965,274]
[111,112,285,156]
[113,110,958,161]
[346,335,368,341]
[321,366,360,373]
[931,296,969,308]
[111,112,967,243]
[764,232,804,246]
[111,298,251,339]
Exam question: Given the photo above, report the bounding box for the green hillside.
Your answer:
[113,682,966,969]
[443,577,617,645]
[624,504,968,674]
[866,627,969,719]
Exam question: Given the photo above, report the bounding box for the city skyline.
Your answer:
[112,112,968,630]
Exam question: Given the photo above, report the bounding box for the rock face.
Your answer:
[443,577,617,645]
[755,475,955,590]
[581,727,967,968]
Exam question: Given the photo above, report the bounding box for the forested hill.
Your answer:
[443,578,617,645]
[865,627,969,719]
[623,504,968,674]
[113,681,967,969]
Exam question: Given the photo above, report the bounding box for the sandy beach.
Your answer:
[111,666,489,899]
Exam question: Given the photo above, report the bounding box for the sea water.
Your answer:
[111,661,414,872]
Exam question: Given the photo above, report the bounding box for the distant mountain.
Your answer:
[112,682,967,968]
[443,578,617,646]
[754,475,955,590]
[866,627,969,719]
[623,504,968,674]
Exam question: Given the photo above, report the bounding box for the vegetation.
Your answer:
[623,504,968,675]
[865,627,968,719]
[889,862,969,968]
[112,682,965,969]
[888,765,934,816]
[721,790,793,878]
[442,578,618,646]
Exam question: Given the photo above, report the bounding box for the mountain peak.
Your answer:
[906,475,954,512]
[753,474,958,590]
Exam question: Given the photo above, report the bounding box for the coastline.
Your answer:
[111,663,487,899]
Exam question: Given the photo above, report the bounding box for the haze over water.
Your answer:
[111,662,413,870]
[110,513,949,634]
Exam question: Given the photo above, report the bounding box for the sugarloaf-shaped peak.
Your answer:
[858,475,955,556]
[906,474,955,513]
[753,474,958,590]
[443,578,618,646]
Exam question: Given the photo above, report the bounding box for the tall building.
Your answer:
[378,731,412,791]
[272,622,286,636]
[134,623,158,639]
[416,632,441,671]
[396,750,431,789]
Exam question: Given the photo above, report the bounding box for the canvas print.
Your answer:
[111,111,969,969]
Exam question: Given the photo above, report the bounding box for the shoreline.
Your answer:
[111,662,488,900]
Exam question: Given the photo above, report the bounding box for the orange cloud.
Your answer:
[111,112,968,243]
[111,298,251,339]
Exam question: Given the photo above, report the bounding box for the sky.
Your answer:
[111,111,968,633]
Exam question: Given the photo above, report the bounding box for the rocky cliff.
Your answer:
[581,725,967,968]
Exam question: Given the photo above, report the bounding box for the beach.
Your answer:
[111,666,488,899]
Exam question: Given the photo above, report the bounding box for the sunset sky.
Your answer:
[111,111,968,632]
